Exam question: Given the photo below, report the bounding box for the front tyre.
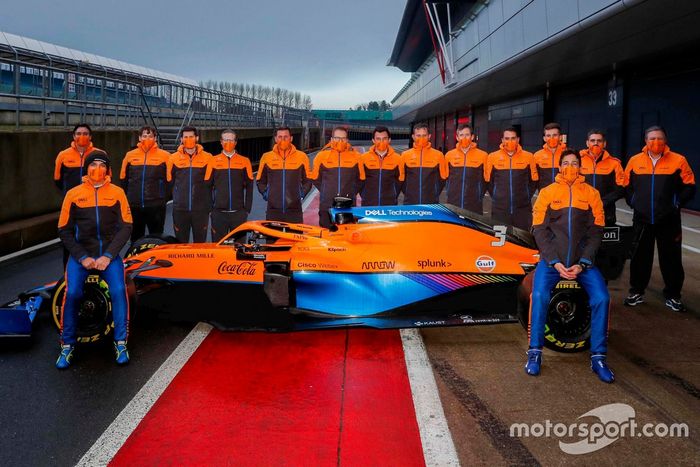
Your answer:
[51,275,113,343]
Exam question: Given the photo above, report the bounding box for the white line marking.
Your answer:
[682,244,700,254]
[616,207,633,215]
[0,238,61,264]
[77,322,213,466]
[400,329,460,467]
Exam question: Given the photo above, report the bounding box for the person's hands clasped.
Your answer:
[553,262,582,280]
[94,256,111,271]
[80,257,96,270]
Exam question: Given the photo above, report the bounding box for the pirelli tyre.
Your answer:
[518,273,591,353]
[125,235,178,258]
[51,275,114,343]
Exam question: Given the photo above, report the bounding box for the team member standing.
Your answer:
[484,127,538,230]
[205,129,254,241]
[257,127,312,223]
[579,129,625,226]
[119,126,171,242]
[54,123,100,194]
[444,123,488,214]
[311,127,364,228]
[533,122,566,189]
[359,126,403,207]
[526,149,613,383]
[400,123,446,204]
[168,126,213,243]
[623,126,696,312]
[56,151,133,369]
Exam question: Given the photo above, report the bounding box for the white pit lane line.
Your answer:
[401,329,460,467]
[77,322,213,466]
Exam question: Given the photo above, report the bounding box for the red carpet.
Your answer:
[110,329,424,466]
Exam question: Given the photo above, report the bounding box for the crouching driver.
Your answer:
[525,149,614,383]
[56,151,133,369]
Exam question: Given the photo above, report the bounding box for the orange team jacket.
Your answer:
[400,142,447,204]
[444,144,488,213]
[54,142,100,194]
[623,145,696,224]
[168,144,213,212]
[359,145,404,206]
[579,149,625,224]
[58,176,133,261]
[311,146,365,209]
[533,143,566,188]
[256,143,312,214]
[119,142,171,208]
[205,152,254,213]
[484,144,539,213]
[532,174,605,267]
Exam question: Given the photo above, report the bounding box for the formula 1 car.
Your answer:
[0,202,632,352]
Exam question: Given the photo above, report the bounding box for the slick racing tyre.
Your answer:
[51,275,113,343]
[518,273,591,353]
[544,280,591,353]
[125,235,177,258]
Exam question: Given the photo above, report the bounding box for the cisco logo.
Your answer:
[475,255,496,273]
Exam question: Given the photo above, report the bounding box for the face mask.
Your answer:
[647,140,665,154]
[75,135,90,147]
[503,140,518,152]
[331,140,349,152]
[414,136,429,148]
[545,136,560,148]
[141,139,156,152]
[278,140,291,151]
[222,141,236,153]
[375,140,389,152]
[458,138,472,149]
[87,165,107,185]
[561,166,579,184]
[589,145,603,157]
[182,138,197,149]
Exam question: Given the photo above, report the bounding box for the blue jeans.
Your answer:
[61,256,129,345]
[528,260,610,354]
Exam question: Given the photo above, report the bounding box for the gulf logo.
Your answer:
[475,255,496,273]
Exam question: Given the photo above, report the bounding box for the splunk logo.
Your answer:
[361,260,396,270]
[417,259,452,269]
[510,403,689,455]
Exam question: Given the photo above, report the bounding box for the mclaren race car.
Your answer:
[0,203,632,352]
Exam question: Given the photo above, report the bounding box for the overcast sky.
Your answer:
[0,0,411,109]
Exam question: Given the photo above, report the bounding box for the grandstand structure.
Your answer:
[0,30,310,150]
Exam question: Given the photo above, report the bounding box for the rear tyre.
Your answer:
[125,235,177,258]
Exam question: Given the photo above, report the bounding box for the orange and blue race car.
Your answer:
[0,201,633,352]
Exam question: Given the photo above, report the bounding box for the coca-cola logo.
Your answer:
[217,261,258,276]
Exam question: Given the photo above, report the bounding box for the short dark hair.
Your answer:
[181,126,198,137]
[220,129,237,139]
[587,129,606,140]
[503,126,519,137]
[413,122,429,133]
[332,126,349,136]
[139,125,157,136]
[456,123,472,132]
[373,125,391,138]
[644,125,666,139]
[73,123,92,135]
[560,148,581,165]
[275,126,292,136]
[543,122,561,134]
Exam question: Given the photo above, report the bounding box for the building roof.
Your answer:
[387,0,476,72]
[0,30,197,86]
